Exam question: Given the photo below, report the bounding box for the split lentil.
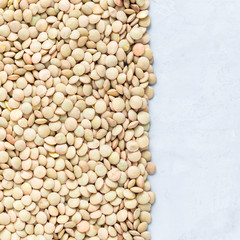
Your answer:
[0,0,156,239]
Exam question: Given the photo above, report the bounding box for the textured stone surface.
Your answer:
[149,0,240,239]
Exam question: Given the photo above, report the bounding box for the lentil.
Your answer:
[0,0,156,239]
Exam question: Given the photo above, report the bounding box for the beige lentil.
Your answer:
[77,220,90,233]
[0,0,156,239]
[128,166,141,179]
[0,213,10,225]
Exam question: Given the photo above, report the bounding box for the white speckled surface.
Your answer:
[149,0,240,239]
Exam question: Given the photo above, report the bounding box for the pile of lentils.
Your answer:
[0,0,157,239]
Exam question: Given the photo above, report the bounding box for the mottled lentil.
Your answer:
[0,0,156,239]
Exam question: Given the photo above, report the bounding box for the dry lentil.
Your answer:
[0,0,156,239]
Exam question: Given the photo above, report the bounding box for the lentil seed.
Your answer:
[0,0,156,239]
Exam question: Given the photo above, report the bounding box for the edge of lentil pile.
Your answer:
[0,0,157,239]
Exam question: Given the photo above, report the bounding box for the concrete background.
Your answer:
[149,0,240,239]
